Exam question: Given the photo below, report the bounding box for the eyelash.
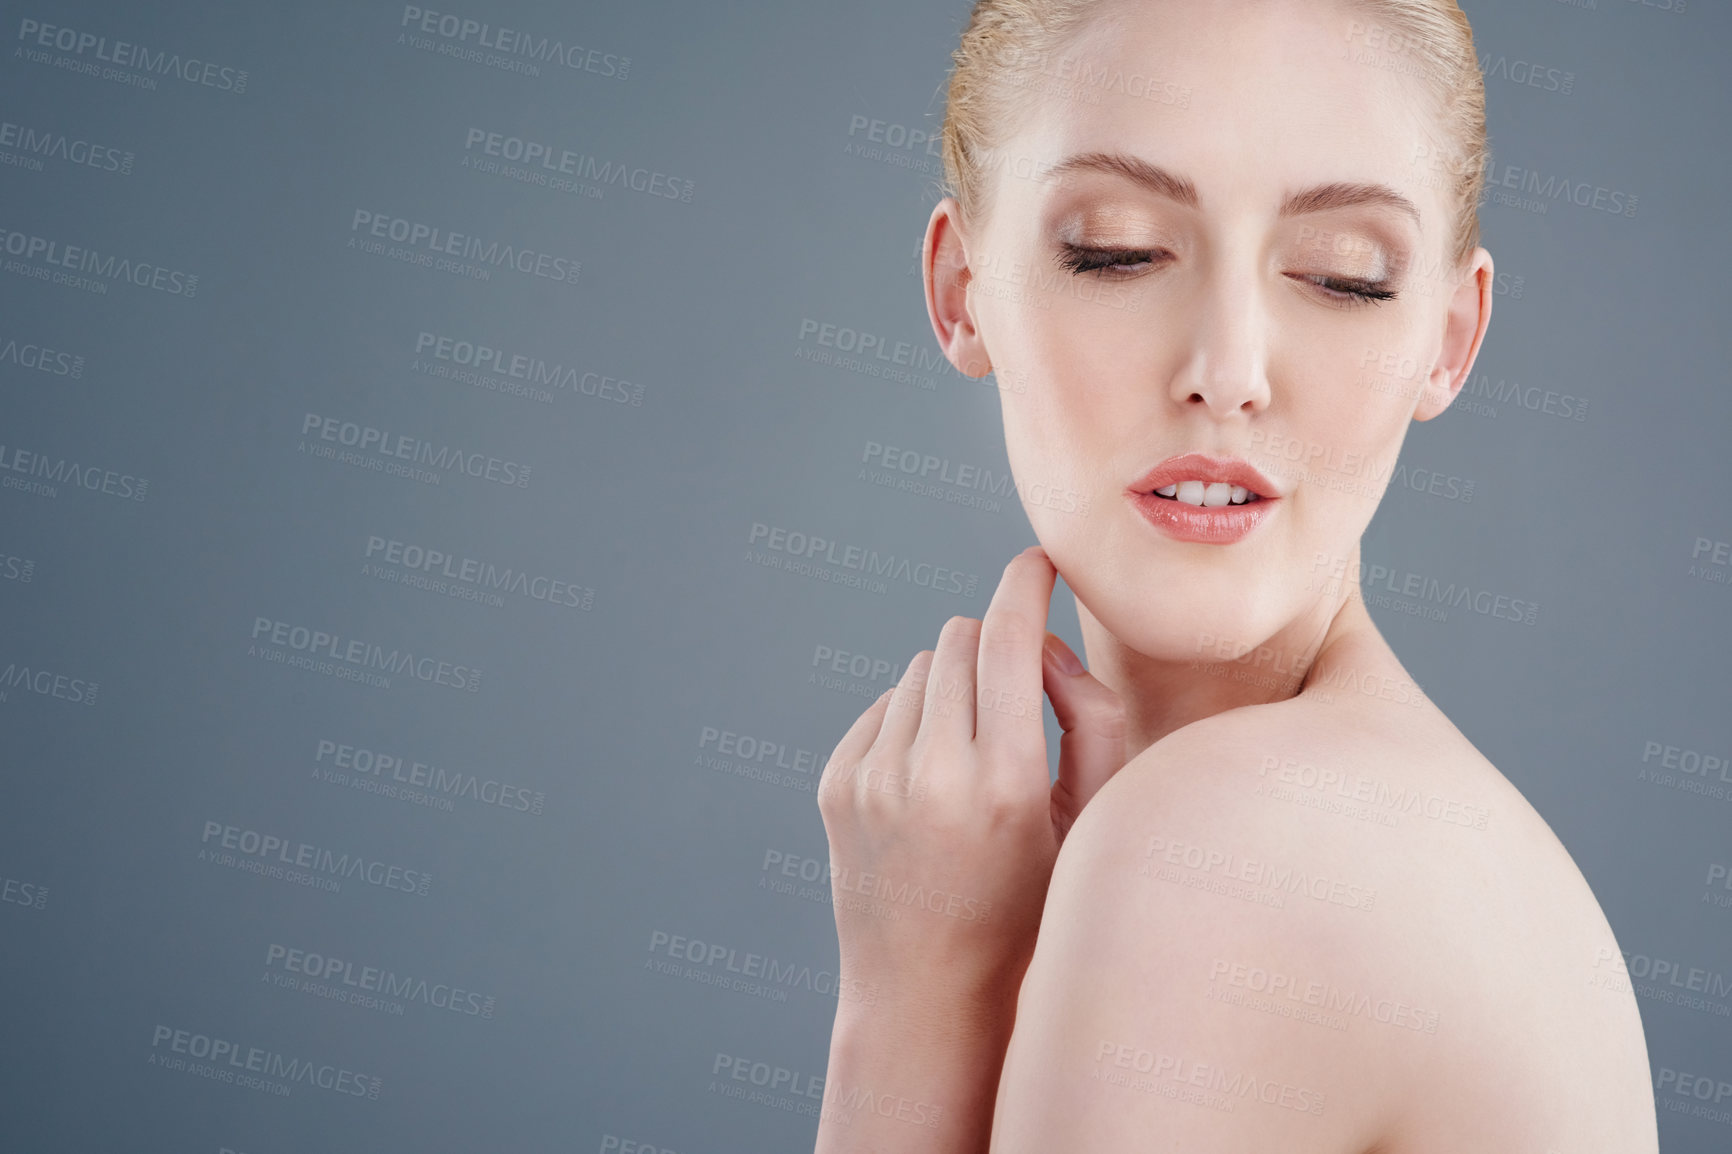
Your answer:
[1297,274,1399,308]
[1054,243,1167,279]
[1052,243,1400,308]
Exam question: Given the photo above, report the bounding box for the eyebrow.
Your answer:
[1043,150,1422,229]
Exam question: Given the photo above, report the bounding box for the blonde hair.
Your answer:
[939,0,1488,267]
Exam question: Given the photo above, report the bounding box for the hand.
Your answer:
[815,545,1129,1021]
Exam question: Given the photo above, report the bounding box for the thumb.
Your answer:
[1041,632,1129,836]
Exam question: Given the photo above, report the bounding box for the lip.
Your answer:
[1128,452,1281,499]
[1124,452,1281,545]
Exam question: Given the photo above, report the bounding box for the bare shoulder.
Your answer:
[989,642,1657,1153]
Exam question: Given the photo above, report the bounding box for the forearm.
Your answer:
[814,994,1017,1154]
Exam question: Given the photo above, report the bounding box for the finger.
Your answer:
[1043,632,1129,824]
[818,687,894,812]
[921,615,982,745]
[974,546,1058,764]
[874,648,934,755]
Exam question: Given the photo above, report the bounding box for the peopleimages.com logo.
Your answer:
[264,943,496,1018]
[349,210,580,284]
[249,616,482,692]
[15,17,250,93]
[397,6,630,79]
[148,1024,380,1099]
[0,225,197,295]
[199,820,433,896]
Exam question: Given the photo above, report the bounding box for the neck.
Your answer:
[1076,540,1377,758]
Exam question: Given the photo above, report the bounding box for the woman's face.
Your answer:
[927,0,1493,662]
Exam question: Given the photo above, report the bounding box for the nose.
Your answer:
[1169,269,1273,417]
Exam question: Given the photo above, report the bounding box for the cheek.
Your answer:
[1002,306,1155,433]
[995,389,1113,556]
[997,344,1093,460]
[1255,333,1427,523]
[1284,312,1432,432]
[998,363,1132,516]
[1315,363,1415,438]
[998,389,1076,508]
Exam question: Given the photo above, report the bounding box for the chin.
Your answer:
[1122,586,1291,665]
[1044,529,1297,666]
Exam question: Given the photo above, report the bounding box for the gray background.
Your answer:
[0,0,1728,1150]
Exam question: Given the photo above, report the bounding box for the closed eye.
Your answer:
[1289,272,1399,308]
[1054,243,1171,278]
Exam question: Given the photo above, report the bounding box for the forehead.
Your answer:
[996,0,1450,224]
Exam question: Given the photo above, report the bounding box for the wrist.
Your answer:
[823,1000,1008,1145]
[838,955,1028,1033]
[818,975,1020,1153]
[831,984,1017,1055]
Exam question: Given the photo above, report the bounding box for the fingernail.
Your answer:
[1044,634,1084,676]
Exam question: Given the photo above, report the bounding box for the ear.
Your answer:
[923,197,994,379]
[1413,245,1494,421]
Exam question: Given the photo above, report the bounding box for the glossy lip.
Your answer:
[1127,452,1282,499]
[1124,452,1282,545]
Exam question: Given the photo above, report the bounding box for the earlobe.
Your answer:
[1413,247,1494,422]
[924,197,994,379]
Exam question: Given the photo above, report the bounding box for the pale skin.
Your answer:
[814,1,1658,1152]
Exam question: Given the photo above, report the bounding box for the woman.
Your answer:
[813,0,1659,1151]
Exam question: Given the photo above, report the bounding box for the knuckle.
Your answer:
[985,602,1040,636]
[1082,696,1129,737]
[815,760,849,801]
[978,626,1029,663]
[889,681,927,715]
[924,668,966,707]
[940,615,982,641]
[978,781,1045,826]
[904,745,956,796]
[856,782,896,817]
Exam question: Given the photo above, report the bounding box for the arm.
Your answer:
[813,987,1015,1153]
[812,547,1130,1152]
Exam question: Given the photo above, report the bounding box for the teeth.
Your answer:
[1152,480,1260,506]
